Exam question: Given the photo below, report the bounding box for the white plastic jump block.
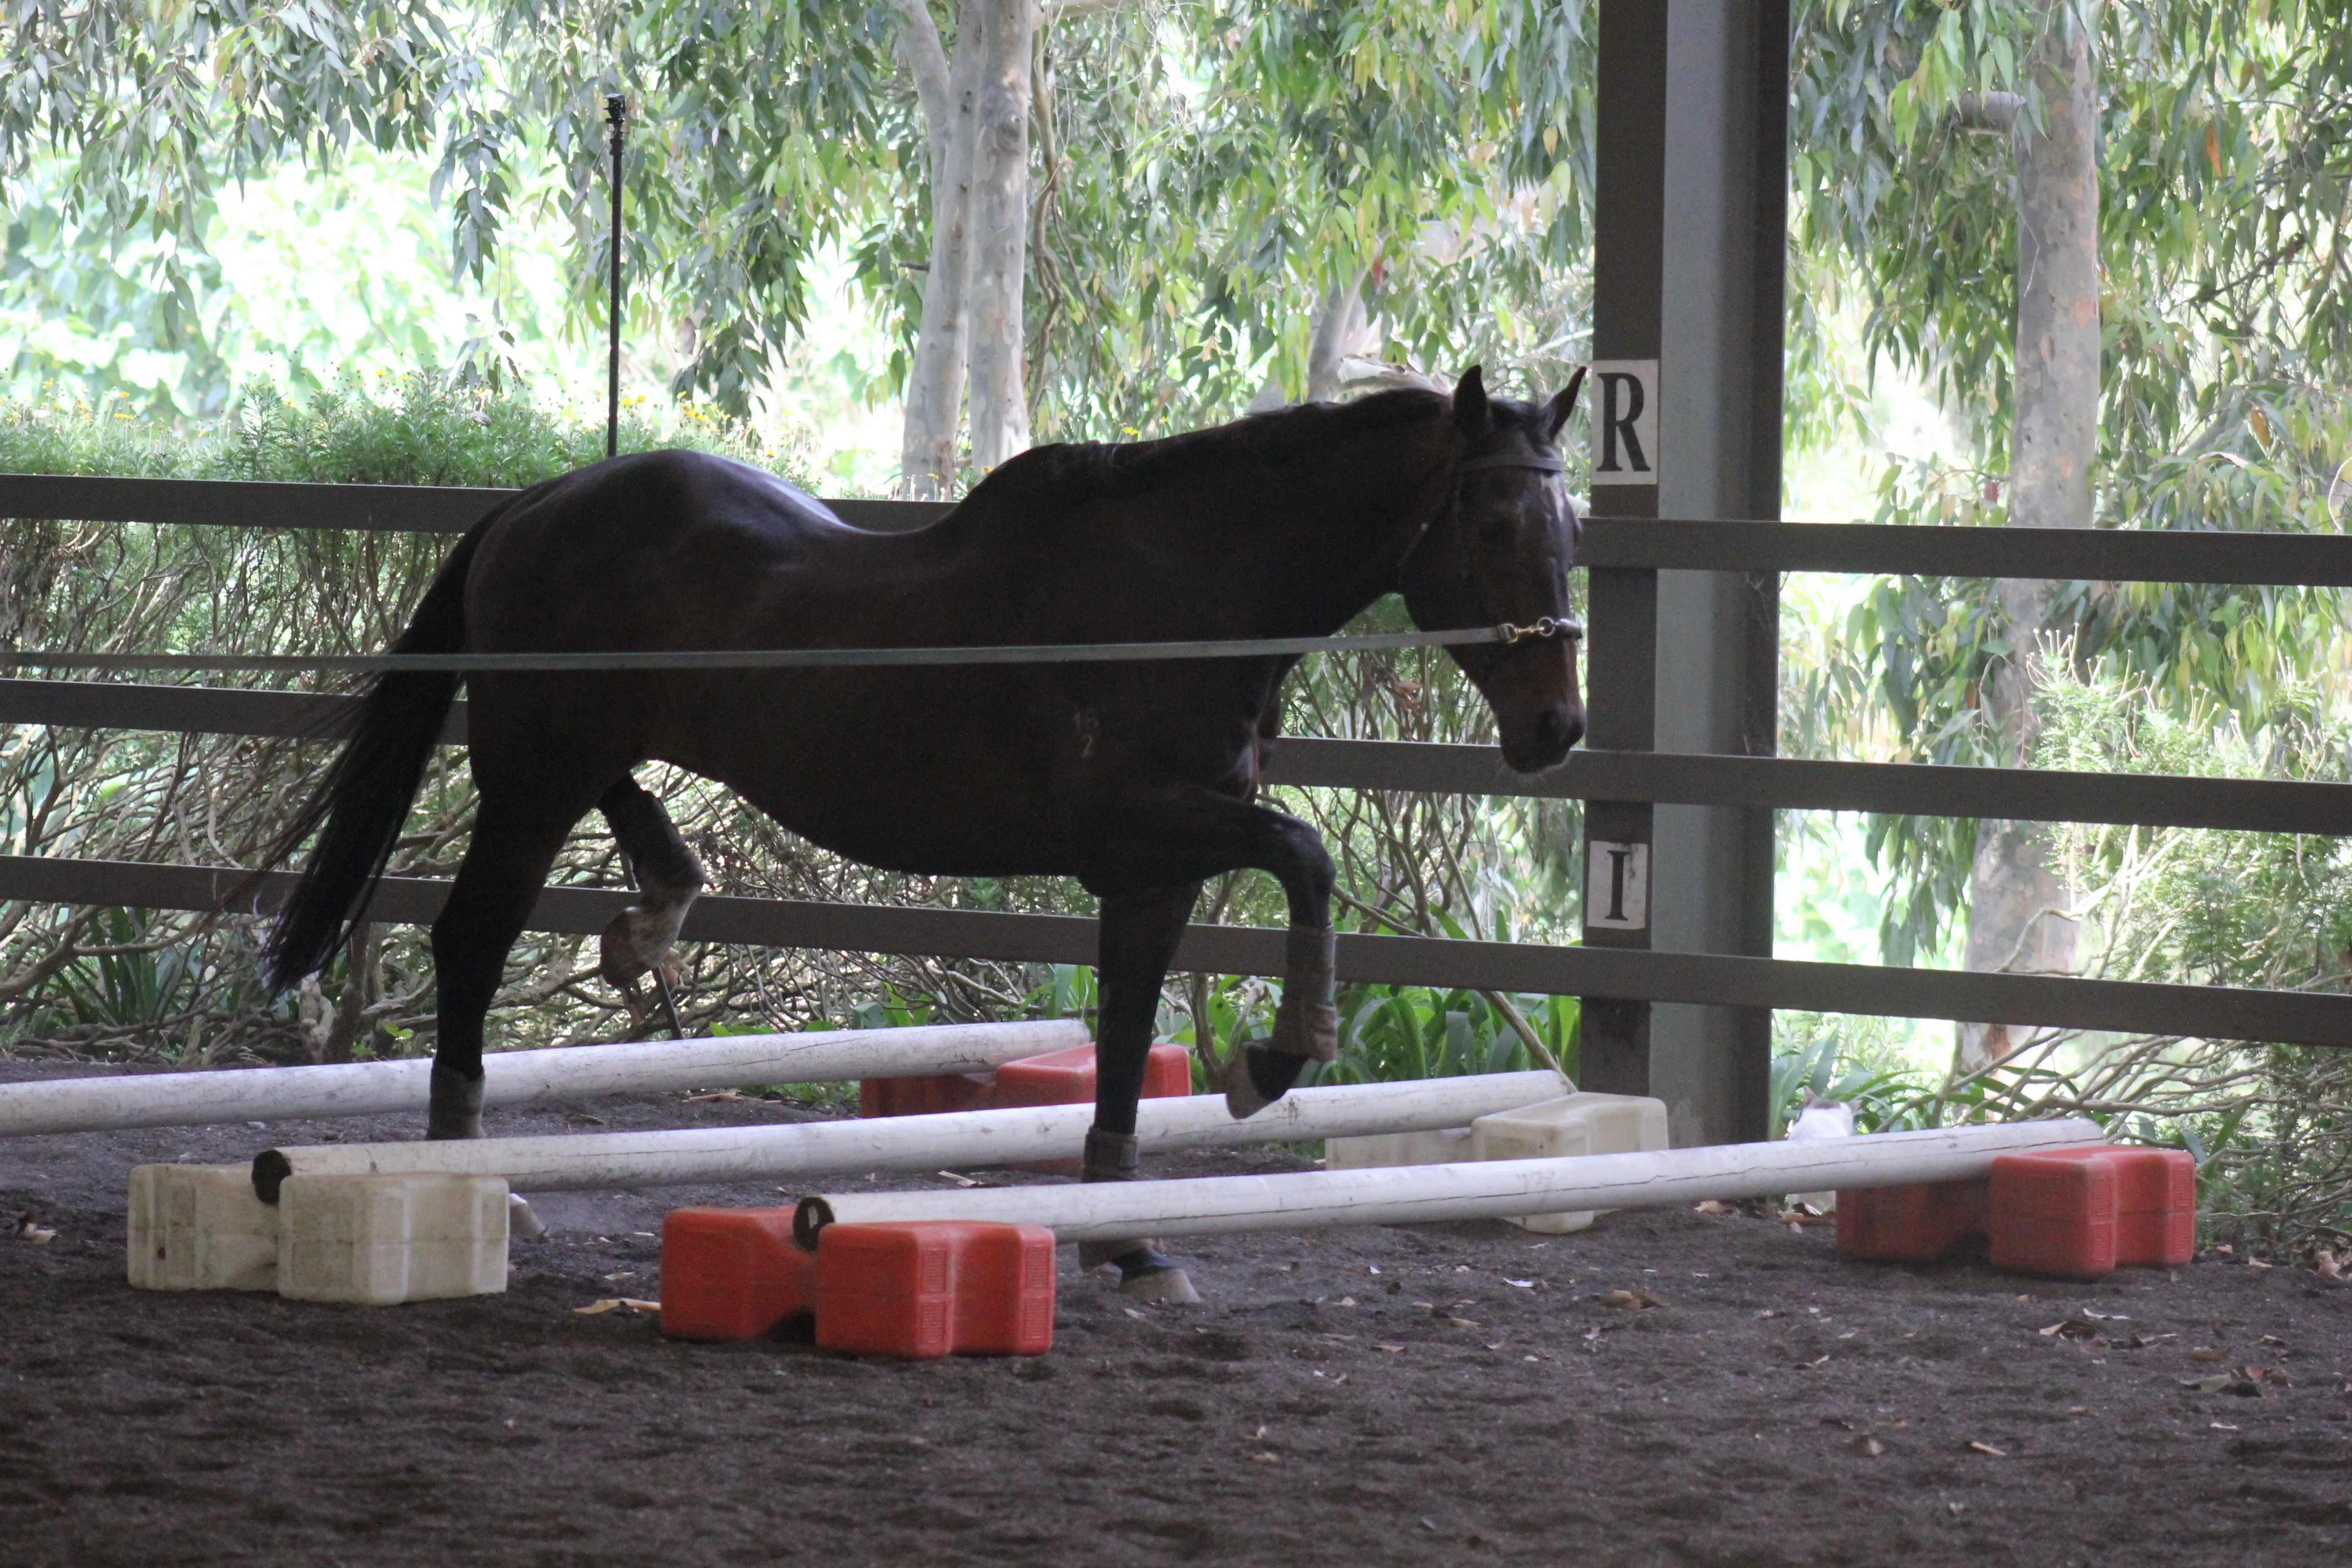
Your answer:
[1323,1125,1475,1172]
[1323,1092,1670,1236]
[1470,1093,1671,1234]
[275,1172,510,1305]
[127,1164,281,1291]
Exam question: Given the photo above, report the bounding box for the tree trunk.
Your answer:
[965,0,1038,472]
[1959,3,2101,1070]
[897,0,987,499]
[1246,274,1378,412]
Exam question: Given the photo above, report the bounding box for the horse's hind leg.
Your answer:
[426,795,604,1140]
[596,776,705,1008]
[1080,882,1205,1303]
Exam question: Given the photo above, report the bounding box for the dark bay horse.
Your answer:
[257,368,1585,1299]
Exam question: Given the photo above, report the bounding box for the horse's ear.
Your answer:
[1453,366,1490,433]
[1539,366,1587,443]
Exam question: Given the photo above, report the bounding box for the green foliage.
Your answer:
[1782,2,2352,961]
[5,2,1602,435]
[1162,970,1576,1092]
[1769,1014,1934,1136]
[0,370,806,489]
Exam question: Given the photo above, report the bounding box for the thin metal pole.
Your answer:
[606,93,627,461]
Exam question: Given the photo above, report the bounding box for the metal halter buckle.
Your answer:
[1499,616,1585,644]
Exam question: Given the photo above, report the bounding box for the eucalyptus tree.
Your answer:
[1788,0,2352,997]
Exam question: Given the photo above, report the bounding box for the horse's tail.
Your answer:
[254,506,502,990]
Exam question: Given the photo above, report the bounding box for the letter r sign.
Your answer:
[1587,359,1659,486]
[1585,840,1650,930]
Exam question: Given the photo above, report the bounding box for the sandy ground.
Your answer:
[2,1058,2348,1567]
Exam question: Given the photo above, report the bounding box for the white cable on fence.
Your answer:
[0,620,1583,677]
[0,1019,1086,1138]
[792,1117,2106,1245]
[249,1071,1567,1200]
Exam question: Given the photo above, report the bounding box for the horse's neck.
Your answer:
[1185,413,1455,633]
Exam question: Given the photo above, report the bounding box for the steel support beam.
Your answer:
[1588,0,1787,1145]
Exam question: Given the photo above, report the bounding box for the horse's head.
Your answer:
[1398,366,1587,774]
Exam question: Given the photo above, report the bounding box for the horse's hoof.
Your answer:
[426,1065,485,1141]
[1120,1265,1202,1304]
[1224,1041,1313,1119]
[1223,1046,1274,1119]
[507,1195,547,1239]
[598,908,668,986]
[1078,1237,1136,1270]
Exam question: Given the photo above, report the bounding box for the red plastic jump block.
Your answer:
[940,1042,1196,1173]
[858,1069,995,1119]
[1988,1151,2119,1280]
[1990,1145,2196,1273]
[988,1042,1193,1109]
[814,1221,1056,1359]
[1835,1178,1990,1264]
[659,1206,819,1341]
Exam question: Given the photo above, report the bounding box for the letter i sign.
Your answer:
[1588,360,1659,486]
[1585,841,1649,930]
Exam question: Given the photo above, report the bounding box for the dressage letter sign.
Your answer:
[1587,360,1659,487]
[1585,840,1650,930]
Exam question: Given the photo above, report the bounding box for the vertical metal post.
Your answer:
[1584,0,1787,1145]
[606,93,627,462]
[1579,1,1668,1103]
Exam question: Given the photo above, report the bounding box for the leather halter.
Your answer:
[1454,448,1566,475]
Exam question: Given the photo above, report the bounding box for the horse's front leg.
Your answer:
[1079,882,1205,1302]
[1089,788,1339,1118]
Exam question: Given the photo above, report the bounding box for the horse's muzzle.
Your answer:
[1502,706,1583,774]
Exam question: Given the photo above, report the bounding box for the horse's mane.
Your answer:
[963,387,1450,510]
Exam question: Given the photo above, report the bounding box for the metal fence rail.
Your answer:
[6,853,2347,1047]
[11,471,2352,583]
[7,470,2352,1054]
[5,680,2349,836]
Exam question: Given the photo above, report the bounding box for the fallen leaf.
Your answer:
[1333,1374,1349,1385]
[2210,1421,2239,1432]
[1967,1441,2008,1458]
[1335,1296,1357,1308]
[1375,1344,1406,1353]
[1504,1278,1536,1289]
[1804,1354,1832,1369]
[1604,1289,1662,1310]
[1447,1317,1480,1329]
[1695,1200,1733,1215]
[2179,1375,2233,1393]
[2189,1347,2227,1362]
[1852,1435,1886,1458]
[2316,1251,2342,1280]
[2247,1257,2274,1270]
[1249,1452,1280,1464]
[682,1090,747,1102]
[938,1171,983,1188]
[574,1299,624,1315]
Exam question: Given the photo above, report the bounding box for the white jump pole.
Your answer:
[792,1117,2107,1246]
[0,1019,1088,1138]
[250,1071,1566,1201]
